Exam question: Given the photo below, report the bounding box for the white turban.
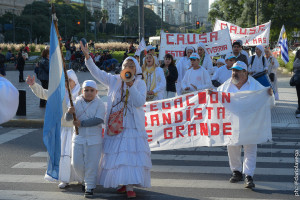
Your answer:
[256,45,265,56]
[67,69,78,85]
[82,80,98,90]
[217,58,226,65]
[197,42,209,55]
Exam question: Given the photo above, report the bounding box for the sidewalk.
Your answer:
[2,68,300,132]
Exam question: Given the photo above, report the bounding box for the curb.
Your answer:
[2,119,44,128]
[3,119,299,134]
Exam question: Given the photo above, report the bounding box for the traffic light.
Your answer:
[77,21,80,25]
[196,21,200,29]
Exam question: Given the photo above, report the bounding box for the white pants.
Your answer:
[227,144,257,177]
[72,142,102,190]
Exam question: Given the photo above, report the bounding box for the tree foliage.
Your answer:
[208,0,300,43]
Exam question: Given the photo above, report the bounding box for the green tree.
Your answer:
[101,9,109,33]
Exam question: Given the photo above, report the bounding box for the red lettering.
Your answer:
[174,97,183,108]
[220,23,228,30]
[176,125,185,138]
[263,37,267,43]
[199,33,207,43]
[258,25,265,32]
[217,107,225,119]
[222,92,230,103]
[150,103,158,111]
[253,38,257,44]
[258,38,262,44]
[206,107,213,120]
[210,32,218,42]
[249,28,256,35]
[174,111,183,123]
[186,94,195,106]
[200,123,208,136]
[162,101,171,109]
[166,34,174,45]
[150,114,160,126]
[245,39,250,45]
[230,26,237,34]
[198,92,206,104]
[239,28,247,35]
[177,34,185,45]
[188,124,197,136]
[186,108,191,121]
[164,127,173,139]
[211,123,220,135]
[162,113,171,125]
[223,122,232,135]
[194,108,203,120]
[146,130,153,142]
[210,92,218,103]
[187,34,196,44]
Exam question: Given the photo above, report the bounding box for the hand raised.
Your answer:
[26,75,35,86]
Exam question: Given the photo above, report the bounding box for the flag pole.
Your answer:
[51,4,79,135]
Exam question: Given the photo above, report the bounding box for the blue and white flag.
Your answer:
[43,21,65,180]
[278,25,289,64]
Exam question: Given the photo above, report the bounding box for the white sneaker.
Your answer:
[58,182,69,189]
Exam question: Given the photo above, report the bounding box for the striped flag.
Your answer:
[43,21,65,180]
[278,25,289,64]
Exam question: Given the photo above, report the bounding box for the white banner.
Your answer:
[144,88,273,151]
[213,19,271,46]
[159,29,233,60]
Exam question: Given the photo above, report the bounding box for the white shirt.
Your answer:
[176,57,191,83]
[248,55,269,74]
[144,67,166,100]
[217,76,265,93]
[72,95,105,145]
[181,66,212,92]
[266,56,279,75]
[211,65,232,84]
[201,54,214,76]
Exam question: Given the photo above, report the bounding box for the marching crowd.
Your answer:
[0,38,300,199]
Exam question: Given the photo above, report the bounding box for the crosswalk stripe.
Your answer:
[0,129,37,144]
[262,141,300,146]
[173,147,297,153]
[30,151,295,163]
[11,162,293,176]
[0,175,293,191]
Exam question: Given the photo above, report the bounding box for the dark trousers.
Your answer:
[296,84,300,110]
[40,80,49,107]
[18,69,24,81]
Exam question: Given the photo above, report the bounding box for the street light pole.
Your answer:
[256,0,259,26]
[84,0,87,37]
[138,0,144,66]
[161,0,163,30]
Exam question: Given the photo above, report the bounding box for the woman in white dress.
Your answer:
[26,70,81,188]
[175,46,195,95]
[197,42,214,76]
[265,49,279,100]
[81,42,151,199]
[142,53,166,101]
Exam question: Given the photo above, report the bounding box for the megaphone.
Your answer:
[120,68,135,82]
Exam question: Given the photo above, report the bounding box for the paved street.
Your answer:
[0,127,299,200]
[0,68,299,199]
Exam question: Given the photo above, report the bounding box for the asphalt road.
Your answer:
[0,127,299,200]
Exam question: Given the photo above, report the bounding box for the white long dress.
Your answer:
[30,83,81,183]
[176,56,191,95]
[84,57,151,188]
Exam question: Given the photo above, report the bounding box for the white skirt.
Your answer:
[98,128,152,188]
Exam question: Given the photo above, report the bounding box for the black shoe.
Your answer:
[84,189,93,198]
[229,171,243,183]
[295,109,300,115]
[244,175,255,189]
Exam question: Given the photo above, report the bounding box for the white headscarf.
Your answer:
[121,56,143,81]
[185,46,194,54]
[66,69,80,106]
[217,58,226,65]
[197,42,209,55]
[256,45,265,56]
[82,80,98,90]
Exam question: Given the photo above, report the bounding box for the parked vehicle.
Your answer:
[272,47,281,58]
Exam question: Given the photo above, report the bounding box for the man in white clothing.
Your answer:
[211,53,236,87]
[181,53,212,94]
[217,61,273,189]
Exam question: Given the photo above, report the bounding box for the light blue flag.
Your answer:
[278,25,289,64]
[43,21,65,180]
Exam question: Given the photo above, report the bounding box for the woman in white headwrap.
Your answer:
[81,42,151,199]
[175,46,194,95]
[26,70,81,188]
[265,49,279,100]
[142,53,166,101]
[0,75,19,124]
[197,42,214,76]
[248,44,269,76]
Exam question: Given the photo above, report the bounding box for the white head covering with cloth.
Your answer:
[82,80,98,90]
[197,42,209,55]
[65,69,80,107]
[122,56,143,81]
